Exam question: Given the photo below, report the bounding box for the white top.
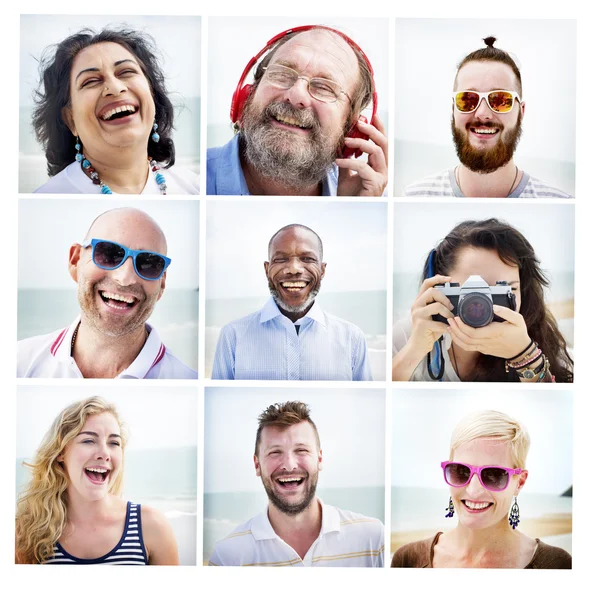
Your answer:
[17,317,197,379]
[209,500,384,567]
[392,316,459,382]
[404,168,572,199]
[34,161,200,195]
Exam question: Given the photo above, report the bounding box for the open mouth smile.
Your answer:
[271,115,312,130]
[99,290,139,311]
[280,280,310,293]
[469,126,500,139]
[275,475,306,491]
[462,499,493,513]
[98,102,139,122]
[85,466,111,485]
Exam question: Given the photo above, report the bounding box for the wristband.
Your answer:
[506,339,535,362]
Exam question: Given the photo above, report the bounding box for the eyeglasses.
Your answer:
[82,239,171,281]
[441,461,522,492]
[453,90,521,114]
[262,64,351,104]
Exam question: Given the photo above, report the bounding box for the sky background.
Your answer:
[394,19,576,196]
[393,202,574,275]
[19,199,199,289]
[16,385,198,457]
[207,16,389,148]
[19,14,201,191]
[207,200,387,298]
[204,387,385,494]
[391,388,573,495]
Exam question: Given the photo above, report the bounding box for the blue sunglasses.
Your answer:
[82,238,171,281]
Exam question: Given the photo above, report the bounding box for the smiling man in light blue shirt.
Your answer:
[211,224,372,381]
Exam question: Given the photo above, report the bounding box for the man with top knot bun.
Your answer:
[405,37,571,199]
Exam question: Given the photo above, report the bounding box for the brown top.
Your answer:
[391,532,572,569]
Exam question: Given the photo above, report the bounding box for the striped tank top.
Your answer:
[45,502,148,565]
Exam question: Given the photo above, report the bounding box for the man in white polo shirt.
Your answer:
[208,401,384,567]
[17,207,196,379]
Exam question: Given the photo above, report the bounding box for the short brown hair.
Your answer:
[454,36,522,97]
[254,401,321,456]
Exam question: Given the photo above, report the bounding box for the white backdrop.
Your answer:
[394,19,576,196]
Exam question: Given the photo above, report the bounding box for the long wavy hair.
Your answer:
[15,397,128,564]
[422,218,573,382]
[32,27,175,177]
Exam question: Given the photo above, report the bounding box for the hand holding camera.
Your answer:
[436,275,531,360]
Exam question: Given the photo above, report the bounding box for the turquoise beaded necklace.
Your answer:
[75,141,167,194]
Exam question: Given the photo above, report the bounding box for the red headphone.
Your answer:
[230,25,378,159]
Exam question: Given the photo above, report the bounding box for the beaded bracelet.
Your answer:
[507,347,543,370]
[506,339,536,362]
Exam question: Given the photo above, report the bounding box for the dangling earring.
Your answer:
[509,496,520,529]
[74,137,83,162]
[445,497,455,518]
[151,121,160,143]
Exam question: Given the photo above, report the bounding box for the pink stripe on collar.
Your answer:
[147,344,166,374]
[50,328,69,356]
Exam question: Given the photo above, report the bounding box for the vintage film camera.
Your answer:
[432,275,516,328]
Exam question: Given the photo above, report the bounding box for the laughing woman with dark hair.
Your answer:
[32,27,199,194]
[391,219,573,382]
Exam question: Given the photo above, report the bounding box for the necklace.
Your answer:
[76,151,167,194]
[456,164,519,197]
[70,322,149,357]
[70,322,81,355]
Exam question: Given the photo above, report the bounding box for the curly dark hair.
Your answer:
[32,27,175,177]
[422,218,573,382]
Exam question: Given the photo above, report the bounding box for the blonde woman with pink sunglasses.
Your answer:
[391,410,571,569]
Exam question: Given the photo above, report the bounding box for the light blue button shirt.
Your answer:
[206,136,339,195]
[212,297,372,381]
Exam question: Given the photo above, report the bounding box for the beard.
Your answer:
[451,111,523,174]
[261,470,319,516]
[268,278,321,317]
[77,276,157,337]
[240,98,345,191]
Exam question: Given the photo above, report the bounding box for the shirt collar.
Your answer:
[215,136,250,195]
[51,317,166,379]
[260,297,326,327]
[251,499,338,541]
[219,135,338,196]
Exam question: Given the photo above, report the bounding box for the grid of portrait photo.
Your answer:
[9,8,585,600]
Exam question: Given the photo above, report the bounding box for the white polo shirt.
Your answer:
[17,317,197,379]
[209,500,384,567]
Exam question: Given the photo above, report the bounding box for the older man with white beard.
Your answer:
[211,224,372,380]
[405,36,571,199]
[207,26,387,197]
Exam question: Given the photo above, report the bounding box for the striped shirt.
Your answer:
[44,502,148,565]
[211,297,372,381]
[17,317,197,379]
[404,168,572,198]
[209,500,384,567]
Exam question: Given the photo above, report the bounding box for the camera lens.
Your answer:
[458,293,493,328]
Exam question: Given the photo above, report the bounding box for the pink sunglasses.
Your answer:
[441,461,522,492]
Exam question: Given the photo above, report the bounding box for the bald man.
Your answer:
[207,26,387,196]
[211,224,371,381]
[17,208,196,379]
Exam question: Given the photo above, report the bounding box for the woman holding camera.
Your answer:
[32,27,199,194]
[391,410,571,568]
[391,219,573,382]
[15,397,179,564]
